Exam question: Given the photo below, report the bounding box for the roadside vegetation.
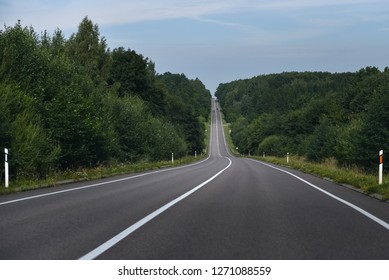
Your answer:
[220,110,239,156]
[222,111,388,200]
[0,155,206,195]
[216,71,389,200]
[216,69,389,170]
[0,17,211,191]
[255,155,388,201]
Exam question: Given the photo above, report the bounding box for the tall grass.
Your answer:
[255,155,389,201]
[220,112,240,156]
[0,118,213,195]
[0,156,205,195]
[204,117,211,155]
[218,110,388,201]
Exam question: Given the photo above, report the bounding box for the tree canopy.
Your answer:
[215,69,389,170]
[0,17,211,180]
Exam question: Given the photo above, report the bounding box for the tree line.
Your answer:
[215,68,389,170]
[0,17,211,180]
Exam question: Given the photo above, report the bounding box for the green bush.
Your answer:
[0,83,60,179]
[257,135,289,157]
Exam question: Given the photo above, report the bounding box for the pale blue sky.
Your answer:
[2,0,389,93]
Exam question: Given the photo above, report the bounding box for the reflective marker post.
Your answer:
[379,150,383,185]
[4,148,9,188]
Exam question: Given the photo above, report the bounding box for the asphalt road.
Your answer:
[0,100,388,260]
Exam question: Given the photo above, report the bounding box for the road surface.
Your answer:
[0,100,388,259]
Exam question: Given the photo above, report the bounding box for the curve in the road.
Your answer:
[80,158,232,260]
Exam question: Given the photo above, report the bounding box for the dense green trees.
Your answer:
[109,47,168,115]
[0,83,60,178]
[0,17,210,181]
[158,73,210,154]
[216,69,389,170]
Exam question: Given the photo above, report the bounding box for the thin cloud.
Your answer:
[2,0,385,31]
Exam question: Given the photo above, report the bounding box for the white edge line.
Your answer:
[248,159,389,231]
[79,157,232,260]
[0,156,211,207]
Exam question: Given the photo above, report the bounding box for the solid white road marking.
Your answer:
[249,159,389,231]
[79,157,232,260]
[0,156,211,207]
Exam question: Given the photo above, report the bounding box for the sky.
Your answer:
[1,0,389,94]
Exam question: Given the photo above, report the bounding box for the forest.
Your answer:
[215,68,389,171]
[0,17,211,181]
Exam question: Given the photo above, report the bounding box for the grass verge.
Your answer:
[1,116,213,195]
[252,155,389,201]
[204,117,211,155]
[218,109,388,201]
[220,112,240,156]
[224,131,389,201]
[0,155,205,195]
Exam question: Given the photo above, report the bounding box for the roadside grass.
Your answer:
[204,117,211,155]
[0,155,205,195]
[1,118,213,195]
[220,112,240,156]
[218,109,388,201]
[252,155,389,201]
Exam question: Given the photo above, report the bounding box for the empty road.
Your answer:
[0,100,388,259]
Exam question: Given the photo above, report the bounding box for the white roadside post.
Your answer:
[4,148,9,188]
[171,153,174,164]
[287,152,290,163]
[379,150,383,185]
[195,151,197,158]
